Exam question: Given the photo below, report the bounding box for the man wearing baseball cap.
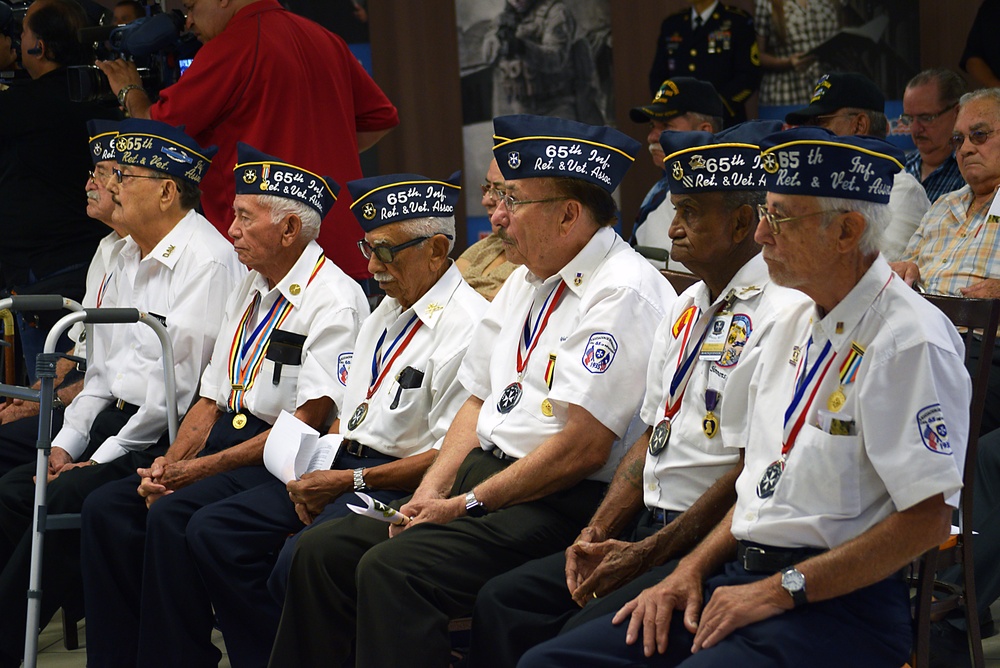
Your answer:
[785,72,930,261]
[630,77,724,272]
[269,114,677,667]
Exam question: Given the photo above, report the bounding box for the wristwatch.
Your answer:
[352,468,367,492]
[117,83,143,108]
[780,566,807,607]
[464,490,488,518]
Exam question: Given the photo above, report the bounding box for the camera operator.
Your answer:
[0,0,120,382]
[97,0,399,290]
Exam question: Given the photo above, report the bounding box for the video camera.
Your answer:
[69,11,200,102]
[0,0,28,85]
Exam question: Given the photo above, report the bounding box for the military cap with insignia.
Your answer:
[758,126,904,204]
[114,119,217,185]
[661,119,784,194]
[233,143,340,219]
[630,77,725,124]
[492,114,641,193]
[347,171,461,231]
[87,119,119,165]
[785,72,885,126]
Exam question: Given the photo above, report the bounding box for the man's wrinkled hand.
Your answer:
[96,59,142,98]
[389,495,463,537]
[287,469,352,524]
[570,538,650,607]
[612,564,705,658]
[960,278,1000,299]
[691,578,789,653]
[888,261,921,288]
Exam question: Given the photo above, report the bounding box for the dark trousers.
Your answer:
[0,403,164,668]
[268,448,607,668]
[0,408,64,479]
[469,510,678,668]
[186,450,404,668]
[518,562,912,668]
[81,415,271,668]
[966,427,1000,621]
[968,336,1000,435]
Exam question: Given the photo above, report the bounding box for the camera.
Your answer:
[68,11,200,103]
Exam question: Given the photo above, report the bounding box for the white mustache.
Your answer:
[86,191,101,201]
[373,272,395,282]
[648,144,663,156]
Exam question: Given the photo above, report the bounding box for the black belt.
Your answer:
[490,447,517,462]
[342,439,383,458]
[650,507,683,525]
[112,398,139,412]
[736,541,826,574]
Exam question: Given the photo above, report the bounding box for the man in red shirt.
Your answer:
[98,0,399,282]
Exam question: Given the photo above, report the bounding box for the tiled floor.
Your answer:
[27,603,1000,667]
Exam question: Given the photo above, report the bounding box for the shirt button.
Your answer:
[688,64,696,71]
[744,512,755,521]
[647,483,657,491]
[690,48,697,56]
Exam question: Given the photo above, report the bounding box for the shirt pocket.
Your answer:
[777,422,863,519]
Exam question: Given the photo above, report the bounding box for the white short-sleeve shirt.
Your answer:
[199,240,368,425]
[340,263,488,459]
[641,255,809,512]
[459,226,677,482]
[729,256,969,549]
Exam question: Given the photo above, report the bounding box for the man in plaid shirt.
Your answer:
[901,69,967,205]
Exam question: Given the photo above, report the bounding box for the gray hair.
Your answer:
[814,195,890,257]
[256,195,321,242]
[685,111,724,133]
[907,69,967,108]
[844,108,889,138]
[960,87,1000,114]
[391,216,456,253]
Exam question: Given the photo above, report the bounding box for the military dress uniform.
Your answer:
[649,3,761,125]
[183,261,487,666]
[470,254,808,667]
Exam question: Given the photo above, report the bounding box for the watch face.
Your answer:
[782,568,805,591]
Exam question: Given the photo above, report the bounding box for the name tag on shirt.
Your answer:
[699,312,733,361]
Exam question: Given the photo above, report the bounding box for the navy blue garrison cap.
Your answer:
[233,143,340,218]
[758,127,904,204]
[661,119,784,193]
[114,119,216,185]
[87,119,119,165]
[492,114,641,193]
[347,171,462,231]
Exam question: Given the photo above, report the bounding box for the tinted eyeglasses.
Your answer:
[357,234,453,264]
[757,204,846,235]
[950,129,996,150]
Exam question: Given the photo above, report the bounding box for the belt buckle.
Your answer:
[742,545,766,571]
[345,440,363,457]
[115,398,126,410]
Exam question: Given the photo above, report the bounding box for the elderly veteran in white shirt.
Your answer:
[80,143,369,668]
[469,120,813,668]
[270,114,678,668]
[520,127,969,668]
[0,119,244,668]
[156,171,487,667]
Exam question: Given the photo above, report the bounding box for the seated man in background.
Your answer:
[268,114,677,668]
[0,119,126,477]
[457,158,519,300]
[629,77,723,272]
[0,119,242,668]
[81,143,369,668]
[177,170,489,666]
[892,87,1000,433]
[784,72,930,262]
[902,69,967,204]
[468,119,809,668]
[520,127,968,668]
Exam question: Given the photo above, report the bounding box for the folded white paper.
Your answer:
[347,491,409,526]
[263,410,342,483]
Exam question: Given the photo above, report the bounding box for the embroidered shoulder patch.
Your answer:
[718,314,752,367]
[338,352,352,386]
[917,404,952,456]
[671,304,698,338]
[582,333,618,374]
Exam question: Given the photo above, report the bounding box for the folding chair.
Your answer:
[20,306,180,668]
[910,294,1000,668]
[660,268,699,295]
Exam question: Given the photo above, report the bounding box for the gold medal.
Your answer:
[232,413,248,429]
[540,399,553,417]
[827,388,846,412]
[702,411,719,438]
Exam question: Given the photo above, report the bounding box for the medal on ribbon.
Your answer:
[702,389,720,439]
[350,312,424,431]
[649,418,671,455]
[827,341,864,413]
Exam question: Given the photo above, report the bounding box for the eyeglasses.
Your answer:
[756,204,845,235]
[112,168,170,184]
[480,184,505,201]
[357,234,452,263]
[897,103,957,127]
[950,129,996,150]
[88,169,112,183]
[497,194,568,214]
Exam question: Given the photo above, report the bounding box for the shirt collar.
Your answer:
[692,1,719,24]
[252,240,324,308]
[811,254,894,349]
[535,226,619,298]
[407,262,465,330]
[136,209,199,270]
[232,0,282,22]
